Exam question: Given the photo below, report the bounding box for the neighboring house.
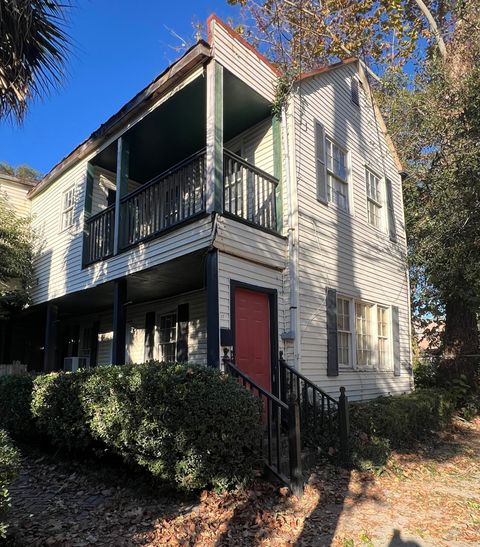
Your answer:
[0,173,36,217]
[4,16,412,401]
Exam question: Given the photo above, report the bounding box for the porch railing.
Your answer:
[223,349,303,496]
[84,205,115,265]
[278,352,350,463]
[223,149,278,231]
[120,149,206,249]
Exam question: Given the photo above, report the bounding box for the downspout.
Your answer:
[281,103,300,369]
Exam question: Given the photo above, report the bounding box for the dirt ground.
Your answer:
[6,417,480,546]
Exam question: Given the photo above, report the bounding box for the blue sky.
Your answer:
[0,0,238,175]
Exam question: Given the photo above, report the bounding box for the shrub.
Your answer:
[31,370,94,451]
[349,388,457,469]
[0,430,20,539]
[82,362,263,491]
[0,374,34,439]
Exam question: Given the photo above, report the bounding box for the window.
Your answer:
[62,187,75,230]
[355,302,374,367]
[326,138,349,211]
[158,312,177,362]
[377,306,390,369]
[365,169,382,228]
[337,298,352,366]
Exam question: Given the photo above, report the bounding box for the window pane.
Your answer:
[355,302,373,367]
[367,199,381,228]
[159,313,177,362]
[377,307,389,368]
[327,174,349,211]
[326,139,347,181]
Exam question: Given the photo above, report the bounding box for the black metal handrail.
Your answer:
[84,205,115,265]
[223,350,303,496]
[223,149,278,231]
[278,352,349,461]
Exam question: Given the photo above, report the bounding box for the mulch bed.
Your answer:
[6,418,480,546]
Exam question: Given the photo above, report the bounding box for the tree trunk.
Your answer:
[441,298,479,385]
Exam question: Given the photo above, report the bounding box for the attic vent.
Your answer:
[351,77,360,106]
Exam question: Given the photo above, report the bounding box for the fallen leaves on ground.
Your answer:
[7,417,480,546]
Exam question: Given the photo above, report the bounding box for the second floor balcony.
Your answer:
[84,147,279,266]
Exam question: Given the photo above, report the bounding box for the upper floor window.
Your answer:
[315,121,350,212]
[61,186,75,230]
[326,138,349,211]
[365,169,382,228]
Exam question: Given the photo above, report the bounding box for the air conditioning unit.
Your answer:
[63,356,89,372]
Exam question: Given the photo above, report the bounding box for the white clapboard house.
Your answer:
[4,16,412,402]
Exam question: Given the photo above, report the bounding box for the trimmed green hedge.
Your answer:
[31,370,94,452]
[0,363,263,492]
[0,430,19,539]
[0,375,34,439]
[349,388,457,469]
[82,363,263,491]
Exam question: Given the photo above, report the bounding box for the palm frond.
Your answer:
[0,0,71,123]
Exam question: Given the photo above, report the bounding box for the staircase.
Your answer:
[222,349,350,496]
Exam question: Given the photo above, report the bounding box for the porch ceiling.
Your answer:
[52,251,207,316]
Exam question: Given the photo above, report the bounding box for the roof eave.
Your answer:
[29,40,212,199]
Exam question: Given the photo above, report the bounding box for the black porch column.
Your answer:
[112,278,127,365]
[206,249,220,367]
[44,303,58,372]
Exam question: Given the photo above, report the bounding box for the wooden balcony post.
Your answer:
[113,136,130,254]
[112,278,127,365]
[206,60,223,214]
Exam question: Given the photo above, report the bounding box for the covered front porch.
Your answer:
[9,251,220,371]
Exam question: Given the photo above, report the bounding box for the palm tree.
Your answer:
[0,0,70,123]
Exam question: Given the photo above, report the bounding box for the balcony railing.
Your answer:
[119,149,206,250]
[83,147,279,265]
[224,149,278,232]
[84,205,115,265]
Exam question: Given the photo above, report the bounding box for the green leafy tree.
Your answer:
[0,162,42,181]
[0,194,34,316]
[227,0,480,381]
[0,0,71,122]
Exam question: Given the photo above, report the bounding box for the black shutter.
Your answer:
[90,321,100,367]
[385,178,397,242]
[315,121,328,204]
[326,288,338,376]
[351,77,360,106]
[177,303,189,363]
[144,312,156,362]
[392,306,401,376]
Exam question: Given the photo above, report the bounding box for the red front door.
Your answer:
[234,287,271,391]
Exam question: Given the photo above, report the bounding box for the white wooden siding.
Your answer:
[30,155,212,305]
[218,251,286,347]
[60,290,207,366]
[291,63,412,400]
[214,215,286,271]
[0,177,32,217]
[225,117,274,175]
[210,18,276,102]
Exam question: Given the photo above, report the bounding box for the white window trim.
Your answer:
[155,311,178,362]
[337,295,394,372]
[325,135,353,213]
[365,167,388,233]
[60,185,76,232]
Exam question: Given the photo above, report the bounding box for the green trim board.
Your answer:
[272,115,283,232]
